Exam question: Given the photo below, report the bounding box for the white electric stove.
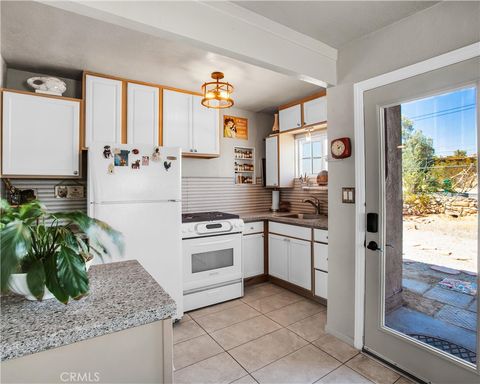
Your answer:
[181,212,244,312]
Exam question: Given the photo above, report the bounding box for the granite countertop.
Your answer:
[240,212,328,230]
[1,260,176,362]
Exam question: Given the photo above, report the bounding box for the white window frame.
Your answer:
[295,130,328,177]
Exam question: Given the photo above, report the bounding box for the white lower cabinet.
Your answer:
[315,270,328,299]
[242,232,264,278]
[268,234,289,281]
[313,232,329,300]
[268,233,311,289]
[288,238,311,290]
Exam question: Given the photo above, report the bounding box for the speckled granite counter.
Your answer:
[1,260,176,361]
[240,211,328,230]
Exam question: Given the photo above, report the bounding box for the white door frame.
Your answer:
[353,42,480,350]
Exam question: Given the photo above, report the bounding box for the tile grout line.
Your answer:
[189,311,255,381]
[177,285,403,384]
[177,286,330,375]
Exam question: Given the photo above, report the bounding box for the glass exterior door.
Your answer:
[364,57,479,383]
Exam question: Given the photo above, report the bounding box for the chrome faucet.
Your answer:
[303,197,322,214]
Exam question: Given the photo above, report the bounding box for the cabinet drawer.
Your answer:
[314,229,328,243]
[314,243,328,271]
[315,270,328,299]
[243,221,264,235]
[269,222,311,241]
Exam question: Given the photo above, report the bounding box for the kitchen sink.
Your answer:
[282,213,323,220]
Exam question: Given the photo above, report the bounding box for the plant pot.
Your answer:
[8,273,55,301]
[7,259,93,301]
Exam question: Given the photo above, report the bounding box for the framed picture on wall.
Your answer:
[223,115,248,140]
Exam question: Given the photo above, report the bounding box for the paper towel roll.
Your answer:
[271,190,280,211]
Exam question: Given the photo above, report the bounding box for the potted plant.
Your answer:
[0,199,124,304]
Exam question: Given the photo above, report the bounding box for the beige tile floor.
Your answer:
[173,283,416,384]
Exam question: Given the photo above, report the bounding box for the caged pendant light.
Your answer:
[201,72,234,109]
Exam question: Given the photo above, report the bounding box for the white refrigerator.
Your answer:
[88,142,183,318]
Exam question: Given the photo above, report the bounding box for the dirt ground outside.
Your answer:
[403,213,478,273]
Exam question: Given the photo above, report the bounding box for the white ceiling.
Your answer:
[1,1,439,113]
[1,1,321,113]
[234,1,438,48]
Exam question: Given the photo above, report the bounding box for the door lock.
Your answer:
[366,241,382,251]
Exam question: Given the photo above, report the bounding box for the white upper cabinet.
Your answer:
[85,75,122,147]
[127,83,160,146]
[2,91,80,177]
[303,96,327,126]
[163,90,219,156]
[279,104,301,132]
[265,136,278,187]
[192,95,219,155]
[163,89,192,152]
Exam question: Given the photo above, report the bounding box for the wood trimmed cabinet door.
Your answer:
[279,104,301,132]
[265,136,279,187]
[242,232,264,278]
[162,89,192,153]
[163,90,220,157]
[268,234,289,281]
[303,96,327,126]
[127,83,160,146]
[288,238,311,290]
[191,95,219,155]
[85,75,123,147]
[2,91,80,177]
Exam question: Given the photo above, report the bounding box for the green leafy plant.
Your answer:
[0,199,124,303]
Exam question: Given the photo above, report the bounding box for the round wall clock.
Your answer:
[331,137,351,159]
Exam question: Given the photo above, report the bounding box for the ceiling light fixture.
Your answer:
[201,71,234,109]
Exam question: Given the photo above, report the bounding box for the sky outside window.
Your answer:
[401,87,477,155]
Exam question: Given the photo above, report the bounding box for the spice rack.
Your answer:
[234,146,255,185]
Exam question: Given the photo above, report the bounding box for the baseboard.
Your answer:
[244,274,269,286]
[324,324,356,347]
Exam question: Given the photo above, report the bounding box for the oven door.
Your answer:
[183,233,242,291]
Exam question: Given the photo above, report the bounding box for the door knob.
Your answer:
[366,241,381,251]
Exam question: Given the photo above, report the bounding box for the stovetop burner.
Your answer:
[182,211,240,223]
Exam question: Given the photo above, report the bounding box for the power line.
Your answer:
[403,103,476,120]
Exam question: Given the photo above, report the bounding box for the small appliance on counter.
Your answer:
[181,211,244,311]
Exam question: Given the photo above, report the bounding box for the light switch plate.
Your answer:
[342,187,355,204]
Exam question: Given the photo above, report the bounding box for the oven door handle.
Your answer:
[192,238,237,247]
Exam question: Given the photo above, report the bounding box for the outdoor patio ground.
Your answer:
[385,214,478,365]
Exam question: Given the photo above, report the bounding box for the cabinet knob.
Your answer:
[73,171,79,175]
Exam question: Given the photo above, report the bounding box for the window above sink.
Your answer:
[295,130,328,177]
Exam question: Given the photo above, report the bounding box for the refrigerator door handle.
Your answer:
[94,200,182,205]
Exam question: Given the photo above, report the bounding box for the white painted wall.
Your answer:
[182,107,273,178]
[327,1,480,343]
